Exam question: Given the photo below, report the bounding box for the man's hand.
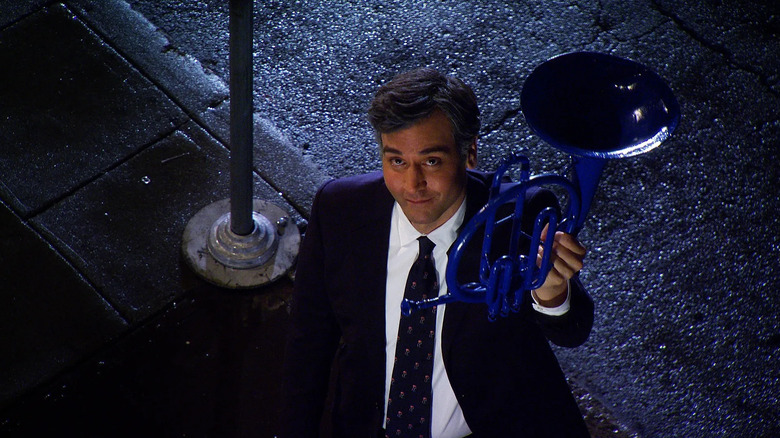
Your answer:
[532,224,586,308]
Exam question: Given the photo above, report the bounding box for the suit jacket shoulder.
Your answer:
[315,171,389,213]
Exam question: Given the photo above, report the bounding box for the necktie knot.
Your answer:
[417,236,435,258]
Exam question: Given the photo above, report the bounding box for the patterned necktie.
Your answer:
[386,236,438,438]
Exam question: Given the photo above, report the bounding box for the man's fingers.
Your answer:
[536,252,566,286]
[551,253,578,279]
[555,232,586,256]
[536,237,585,278]
[551,243,584,273]
[540,226,586,255]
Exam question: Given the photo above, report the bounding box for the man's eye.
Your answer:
[389,158,404,166]
[425,158,441,166]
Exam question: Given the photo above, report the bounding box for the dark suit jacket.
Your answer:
[280,170,593,438]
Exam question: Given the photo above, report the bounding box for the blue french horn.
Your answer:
[401,52,681,320]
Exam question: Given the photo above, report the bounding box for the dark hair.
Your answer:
[367,68,480,160]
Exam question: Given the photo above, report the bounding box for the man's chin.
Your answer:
[402,211,442,233]
[405,213,432,226]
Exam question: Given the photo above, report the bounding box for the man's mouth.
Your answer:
[405,198,432,205]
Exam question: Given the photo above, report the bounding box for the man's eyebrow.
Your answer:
[419,145,452,154]
[382,146,403,155]
[382,145,452,155]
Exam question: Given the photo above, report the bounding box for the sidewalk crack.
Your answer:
[481,106,523,137]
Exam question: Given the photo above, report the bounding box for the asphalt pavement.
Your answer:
[1,0,778,437]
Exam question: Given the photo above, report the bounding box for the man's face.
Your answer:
[381,111,476,234]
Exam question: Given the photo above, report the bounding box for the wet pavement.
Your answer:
[1,1,778,437]
[0,1,302,436]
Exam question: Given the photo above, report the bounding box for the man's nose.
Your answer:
[405,165,426,191]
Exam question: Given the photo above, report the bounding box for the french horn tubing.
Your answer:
[402,52,681,320]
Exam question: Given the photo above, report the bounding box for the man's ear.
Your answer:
[466,139,478,169]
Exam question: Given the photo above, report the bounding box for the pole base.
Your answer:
[182,198,300,289]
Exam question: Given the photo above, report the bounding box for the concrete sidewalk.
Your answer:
[0,1,311,436]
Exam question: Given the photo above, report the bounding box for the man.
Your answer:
[280,68,593,437]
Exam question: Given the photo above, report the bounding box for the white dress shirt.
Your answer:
[383,198,570,437]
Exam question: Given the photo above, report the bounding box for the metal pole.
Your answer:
[181,0,300,288]
[229,0,254,236]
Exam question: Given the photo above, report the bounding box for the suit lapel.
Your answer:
[348,180,395,346]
